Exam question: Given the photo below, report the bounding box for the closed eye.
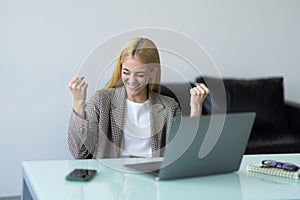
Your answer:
[122,71,130,75]
[136,72,145,77]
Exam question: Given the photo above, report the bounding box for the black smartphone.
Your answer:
[65,169,97,181]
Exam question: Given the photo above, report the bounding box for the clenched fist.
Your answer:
[190,83,209,117]
[68,77,88,119]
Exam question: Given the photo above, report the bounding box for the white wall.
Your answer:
[0,0,299,197]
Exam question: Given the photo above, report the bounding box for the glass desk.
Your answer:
[22,154,300,200]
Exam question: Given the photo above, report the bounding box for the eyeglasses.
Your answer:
[262,160,299,172]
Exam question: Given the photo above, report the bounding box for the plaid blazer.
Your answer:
[68,86,181,159]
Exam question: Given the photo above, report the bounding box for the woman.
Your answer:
[68,37,209,159]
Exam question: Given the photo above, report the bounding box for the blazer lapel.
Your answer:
[149,92,167,157]
[110,86,126,157]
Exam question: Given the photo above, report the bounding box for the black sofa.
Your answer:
[161,76,300,154]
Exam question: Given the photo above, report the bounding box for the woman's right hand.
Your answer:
[68,77,88,119]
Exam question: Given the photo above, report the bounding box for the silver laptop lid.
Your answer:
[158,112,256,180]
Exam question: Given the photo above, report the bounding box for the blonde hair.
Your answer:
[104,37,161,93]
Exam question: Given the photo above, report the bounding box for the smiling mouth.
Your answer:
[127,83,139,89]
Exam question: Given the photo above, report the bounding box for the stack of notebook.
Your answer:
[247,164,300,179]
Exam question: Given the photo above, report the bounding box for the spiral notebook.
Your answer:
[247,164,300,179]
[247,171,299,186]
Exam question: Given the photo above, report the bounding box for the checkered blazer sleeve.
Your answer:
[68,90,111,159]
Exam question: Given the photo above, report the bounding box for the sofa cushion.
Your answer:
[196,76,286,129]
[246,129,300,154]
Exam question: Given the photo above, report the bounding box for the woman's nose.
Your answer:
[128,74,137,83]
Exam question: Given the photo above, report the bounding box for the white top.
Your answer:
[121,99,152,158]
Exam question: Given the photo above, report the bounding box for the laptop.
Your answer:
[124,112,256,180]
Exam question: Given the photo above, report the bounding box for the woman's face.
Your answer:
[121,57,155,101]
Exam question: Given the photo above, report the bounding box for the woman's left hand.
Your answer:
[190,83,210,117]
